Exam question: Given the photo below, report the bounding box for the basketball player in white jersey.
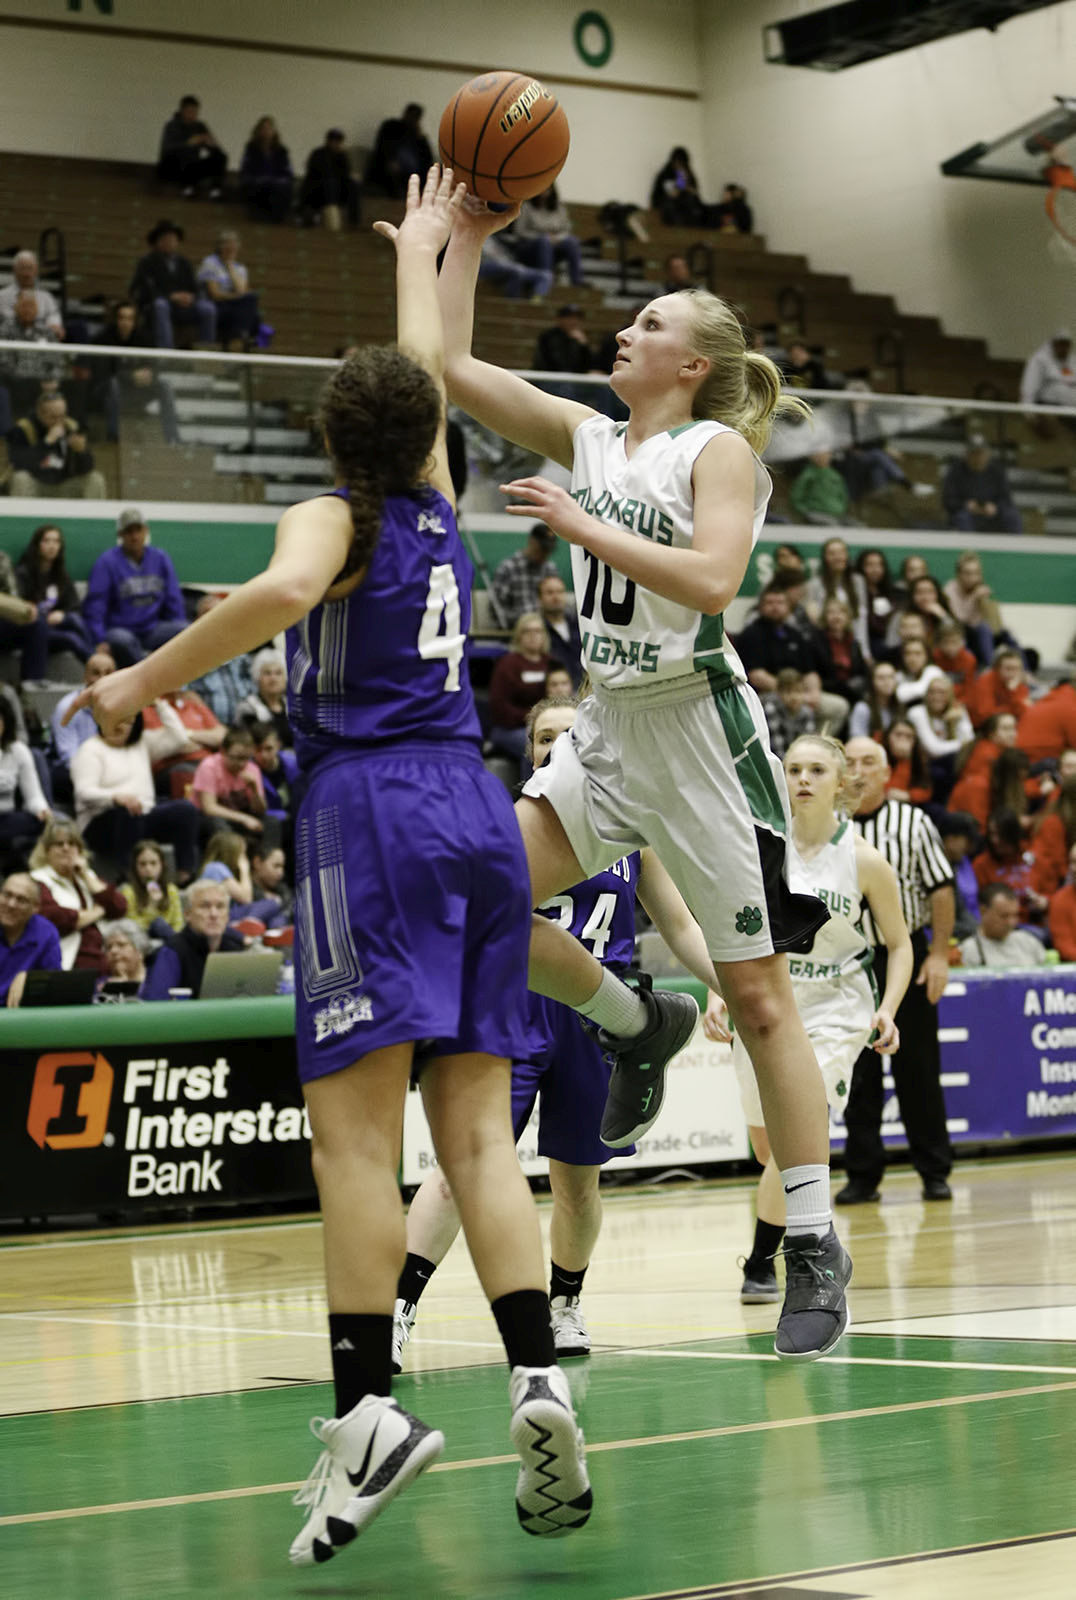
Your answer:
[705,734,912,1307]
[438,196,853,1359]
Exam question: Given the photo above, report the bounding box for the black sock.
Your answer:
[549,1261,587,1302]
[747,1218,785,1269]
[492,1289,556,1370]
[328,1312,393,1418]
[397,1251,438,1306]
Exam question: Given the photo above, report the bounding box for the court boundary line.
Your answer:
[4,1377,1076,1528]
[617,1524,1076,1598]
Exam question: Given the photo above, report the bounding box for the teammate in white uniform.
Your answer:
[705,734,912,1303]
[439,196,853,1360]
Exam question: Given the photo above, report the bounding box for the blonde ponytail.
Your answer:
[683,290,811,455]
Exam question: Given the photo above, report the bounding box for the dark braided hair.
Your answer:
[317,347,443,582]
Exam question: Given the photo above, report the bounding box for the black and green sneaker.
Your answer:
[773,1226,852,1361]
[598,989,700,1148]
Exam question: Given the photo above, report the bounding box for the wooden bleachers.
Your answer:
[0,151,1024,399]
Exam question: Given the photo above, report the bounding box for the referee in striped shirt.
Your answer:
[838,739,955,1203]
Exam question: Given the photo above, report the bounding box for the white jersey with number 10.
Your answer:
[568,414,771,690]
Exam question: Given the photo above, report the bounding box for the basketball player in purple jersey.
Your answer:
[393,697,730,1369]
[65,169,591,1563]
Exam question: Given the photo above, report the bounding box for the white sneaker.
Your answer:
[288,1394,444,1566]
[391,1297,418,1375]
[509,1365,592,1537]
[550,1295,591,1358]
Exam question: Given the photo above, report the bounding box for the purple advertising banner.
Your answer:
[830,965,1076,1148]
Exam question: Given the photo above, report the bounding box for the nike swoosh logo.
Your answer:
[346,1416,382,1487]
[784,1180,817,1194]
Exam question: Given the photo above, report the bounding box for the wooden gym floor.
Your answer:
[3,1153,1076,1599]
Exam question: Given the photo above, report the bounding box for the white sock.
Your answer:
[780,1164,832,1237]
[575,967,649,1038]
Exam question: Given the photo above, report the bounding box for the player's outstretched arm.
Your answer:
[856,839,913,1053]
[636,848,725,1003]
[438,195,595,469]
[374,165,465,505]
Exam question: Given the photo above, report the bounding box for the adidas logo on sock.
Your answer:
[332,1337,356,1351]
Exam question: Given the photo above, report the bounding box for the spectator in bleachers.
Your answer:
[1015,680,1076,762]
[959,882,1047,968]
[246,722,296,822]
[142,878,245,999]
[83,509,187,666]
[366,104,433,198]
[201,830,286,928]
[780,341,829,391]
[971,647,1030,729]
[130,221,217,350]
[805,536,870,655]
[854,549,900,661]
[736,582,824,690]
[942,551,1004,665]
[948,714,1020,831]
[52,651,116,771]
[14,524,92,662]
[883,719,932,806]
[478,233,552,300]
[0,697,51,868]
[190,722,266,838]
[544,665,574,701]
[251,838,293,924]
[100,918,153,997]
[235,648,291,745]
[882,609,930,666]
[663,254,696,293]
[0,251,63,337]
[932,619,979,708]
[490,524,559,627]
[937,812,981,940]
[534,304,597,376]
[157,94,227,198]
[942,435,1021,534]
[714,182,753,233]
[1029,775,1076,897]
[816,597,867,713]
[189,595,255,722]
[0,872,61,1007]
[1048,840,1076,960]
[908,676,973,805]
[650,147,705,226]
[91,299,181,446]
[197,231,261,350]
[8,392,106,499]
[972,808,1048,923]
[515,186,585,287]
[30,819,126,974]
[895,636,946,709]
[761,667,819,759]
[119,839,184,939]
[70,702,203,883]
[901,574,956,652]
[488,613,552,767]
[298,129,360,230]
[0,290,64,422]
[240,118,294,223]
[0,548,50,683]
[848,658,900,741]
[790,450,858,527]
[1020,329,1076,410]
[536,573,582,686]
[143,686,225,797]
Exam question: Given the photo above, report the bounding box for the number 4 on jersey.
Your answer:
[417,563,464,692]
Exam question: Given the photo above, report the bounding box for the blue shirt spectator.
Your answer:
[83,509,187,665]
[0,874,63,1005]
[52,651,117,768]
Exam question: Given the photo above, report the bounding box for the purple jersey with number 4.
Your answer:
[286,486,481,770]
[536,852,640,971]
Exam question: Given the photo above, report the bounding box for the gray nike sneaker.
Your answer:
[598,989,700,1148]
[773,1226,852,1361]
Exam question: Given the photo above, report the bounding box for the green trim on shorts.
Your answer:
[707,677,787,835]
[855,944,880,1008]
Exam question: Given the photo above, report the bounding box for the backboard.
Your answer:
[941,96,1076,185]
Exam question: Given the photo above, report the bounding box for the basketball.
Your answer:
[438,70,570,203]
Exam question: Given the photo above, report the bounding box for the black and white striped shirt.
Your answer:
[853,798,954,943]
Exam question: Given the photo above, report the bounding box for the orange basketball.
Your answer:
[438,70,569,203]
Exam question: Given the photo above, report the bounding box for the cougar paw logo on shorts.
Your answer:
[735,905,764,936]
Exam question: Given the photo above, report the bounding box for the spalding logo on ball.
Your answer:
[439,70,570,203]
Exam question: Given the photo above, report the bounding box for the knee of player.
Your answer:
[728,986,786,1044]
